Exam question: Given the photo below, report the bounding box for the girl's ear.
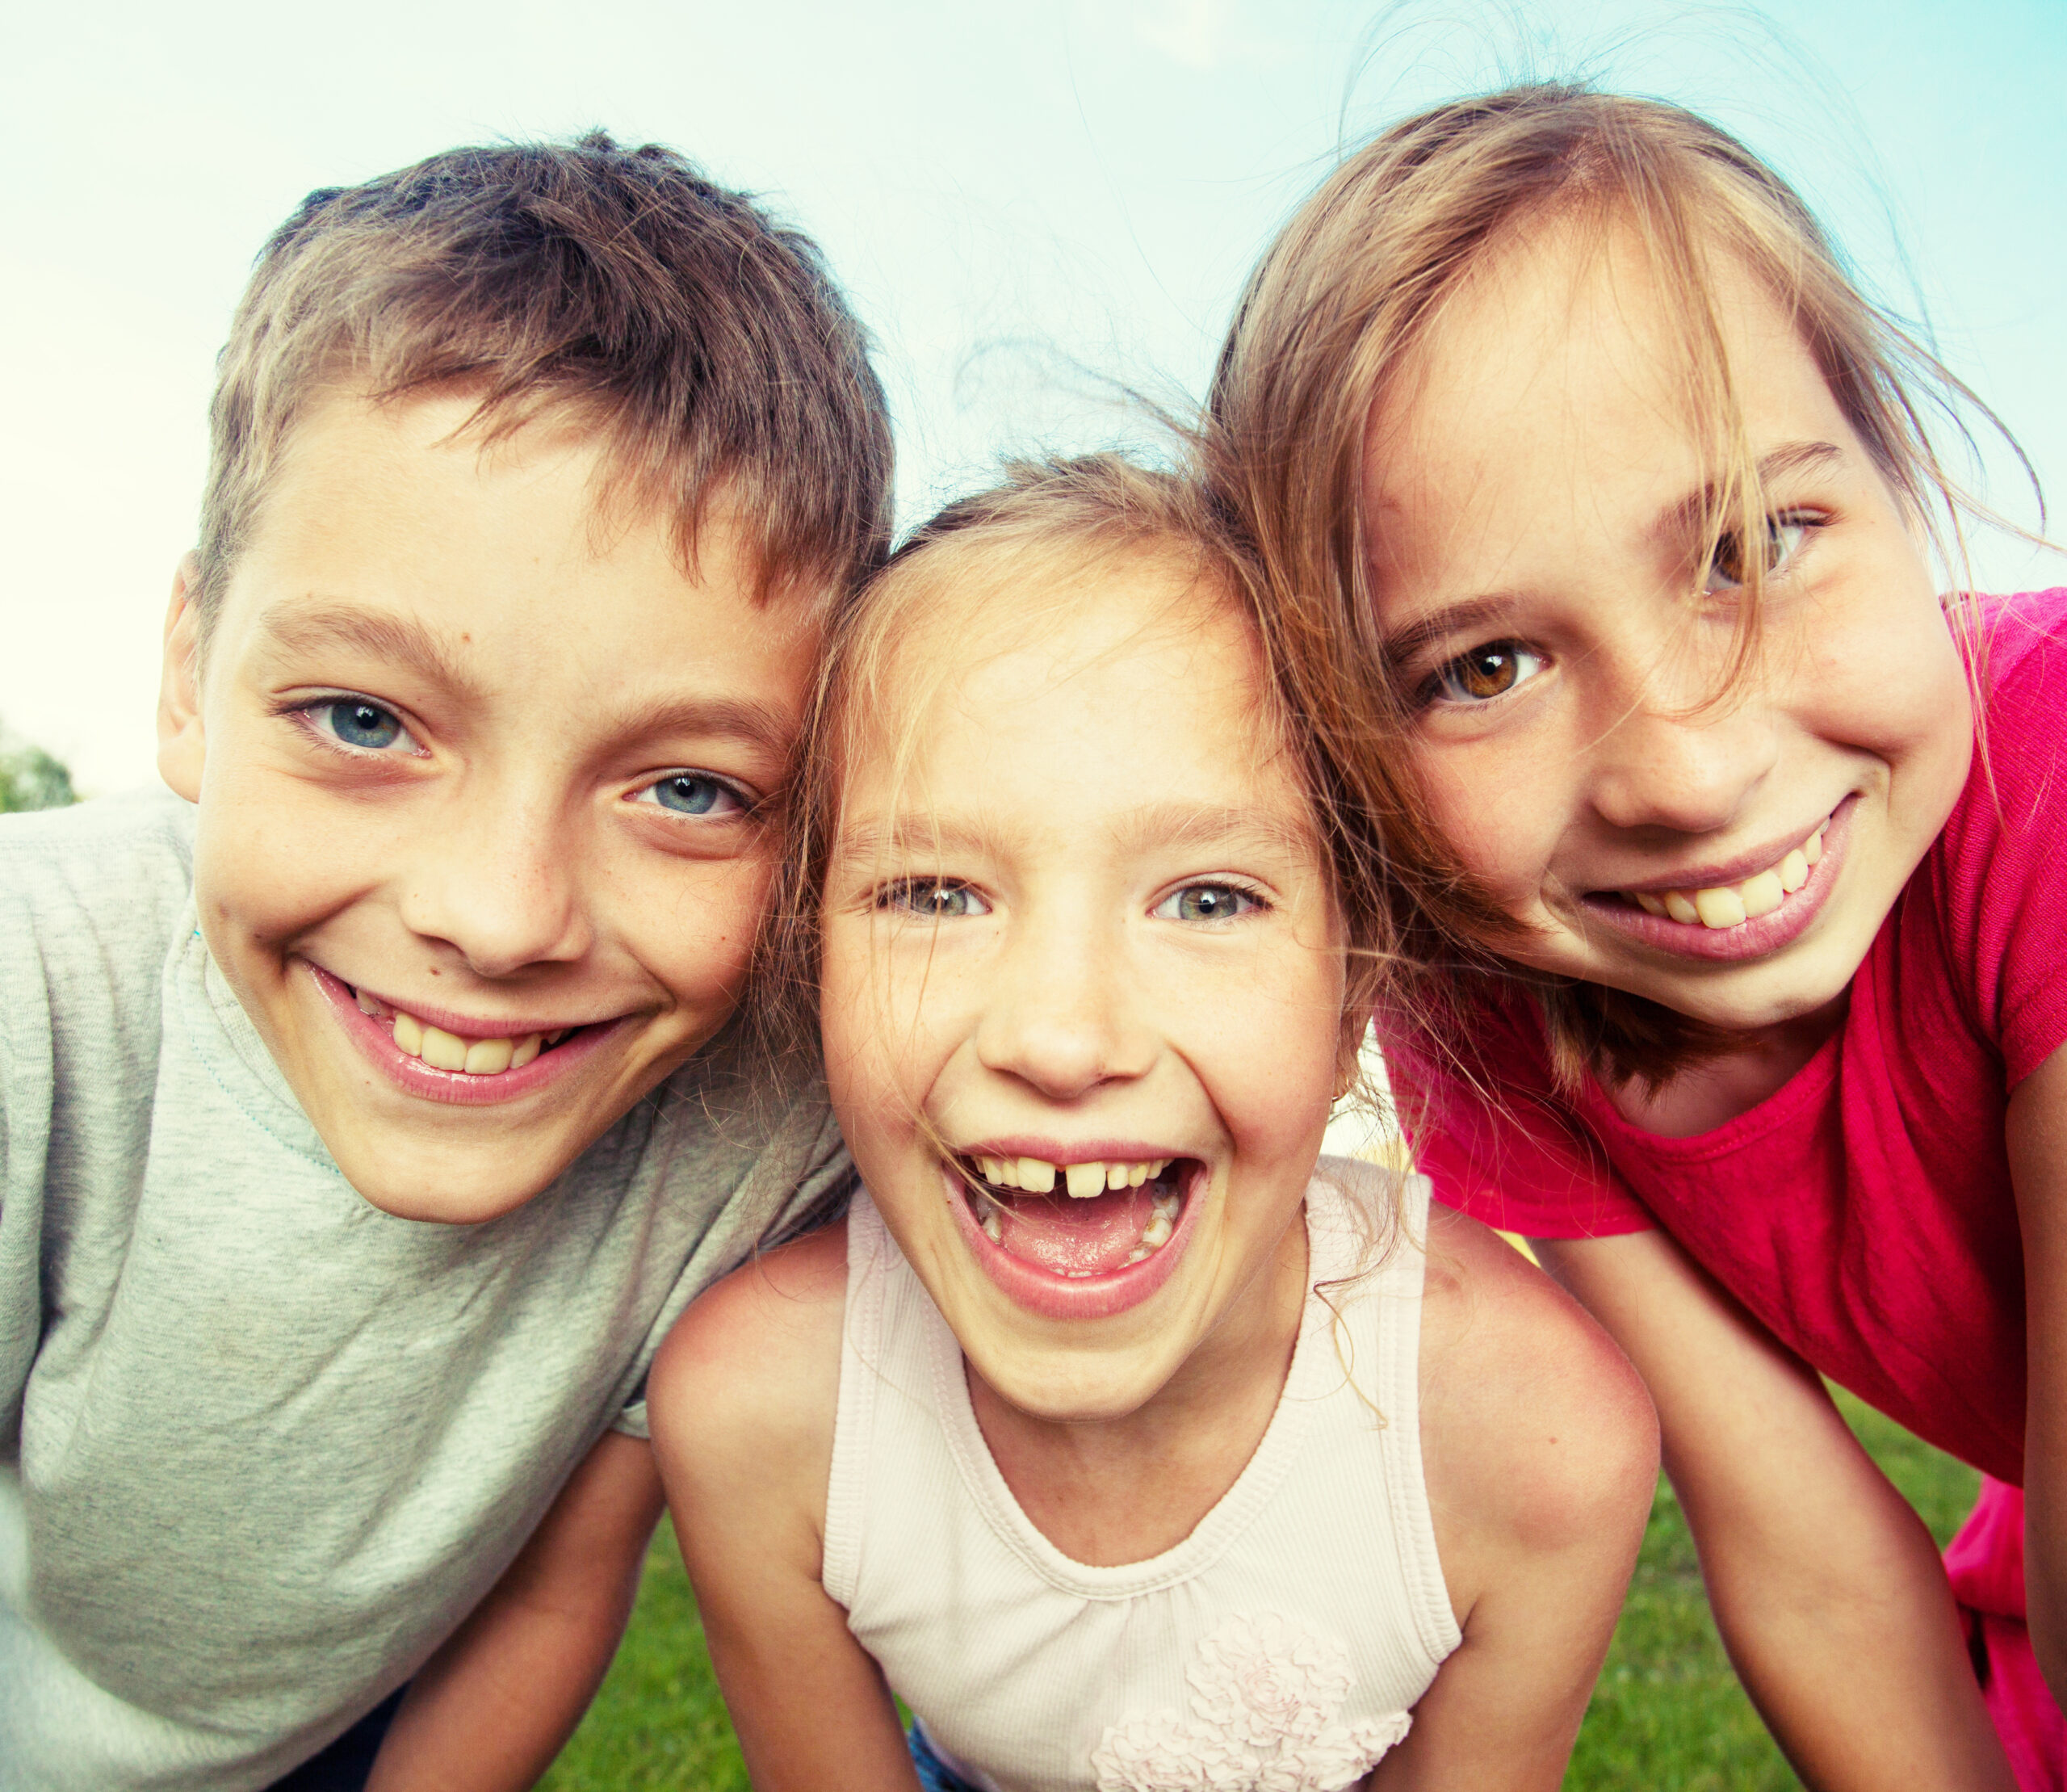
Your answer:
[157,555,207,802]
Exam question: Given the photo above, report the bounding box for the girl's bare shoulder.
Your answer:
[1415,1202,1659,1597]
[648,1219,850,1496]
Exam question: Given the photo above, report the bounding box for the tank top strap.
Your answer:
[822,1191,894,1609]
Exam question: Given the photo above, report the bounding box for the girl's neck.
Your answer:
[963,1201,1311,1569]
[1604,988,1851,1139]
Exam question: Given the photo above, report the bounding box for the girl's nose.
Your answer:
[1584,678,1780,838]
[398,793,593,977]
[972,917,1155,1101]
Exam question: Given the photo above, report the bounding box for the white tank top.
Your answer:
[824,1157,1461,1792]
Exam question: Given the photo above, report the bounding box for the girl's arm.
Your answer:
[1536,1225,2018,1792]
[647,1224,920,1792]
[1373,1206,1656,1790]
[2009,1042,2067,1699]
[364,1429,665,1792]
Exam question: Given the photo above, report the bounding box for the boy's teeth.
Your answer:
[382,1007,556,1076]
[1627,823,1828,931]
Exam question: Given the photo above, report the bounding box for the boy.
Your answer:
[0,134,891,1789]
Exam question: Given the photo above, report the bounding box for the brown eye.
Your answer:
[1431,641,1543,704]
[1706,516,1813,591]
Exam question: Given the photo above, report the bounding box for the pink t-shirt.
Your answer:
[1396,590,2067,1490]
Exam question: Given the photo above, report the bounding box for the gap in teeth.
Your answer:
[970,1154,1174,1197]
[962,1156,1186,1262]
[1627,821,1826,931]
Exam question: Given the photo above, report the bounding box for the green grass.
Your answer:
[1566,1388,1981,1790]
[542,1387,1981,1789]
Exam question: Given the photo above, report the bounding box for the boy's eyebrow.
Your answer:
[1378,440,1849,666]
[252,604,480,696]
[249,604,790,752]
[608,693,795,755]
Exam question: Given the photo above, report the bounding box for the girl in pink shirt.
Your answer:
[1212,83,2061,1790]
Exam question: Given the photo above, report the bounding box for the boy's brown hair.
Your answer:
[196,131,892,630]
[1209,82,2018,1095]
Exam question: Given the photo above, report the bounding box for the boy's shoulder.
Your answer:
[649,1219,848,1501]
[1417,1203,1658,1598]
[0,788,197,1018]
[1,787,195,921]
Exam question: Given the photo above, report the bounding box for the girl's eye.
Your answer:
[633,773,750,819]
[1427,641,1545,706]
[1704,514,1816,592]
[1152,883,1261,923]
[882,879,989,921]
[311,699,417,753]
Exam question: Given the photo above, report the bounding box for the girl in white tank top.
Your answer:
[651,460,1658,1792]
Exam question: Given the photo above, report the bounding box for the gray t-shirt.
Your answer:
[0,791,849,1790]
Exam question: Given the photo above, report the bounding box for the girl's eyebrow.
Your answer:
[834,804,1315,866]
[1379,441,1850,665]
[1654,439,1847,540]
[1380,595,1520,667]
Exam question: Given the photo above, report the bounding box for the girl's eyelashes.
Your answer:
[878,878,990,921]
[1702,510,1823,593]
[291,695,424,758]
[1419,640,1546,708]
[628,771,754,820]
[1151,881,1267,923]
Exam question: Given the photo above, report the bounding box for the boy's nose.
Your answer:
[972,917,1155,1101]
[399,795,593,976]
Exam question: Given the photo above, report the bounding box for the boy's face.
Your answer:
[159,388,816,1223]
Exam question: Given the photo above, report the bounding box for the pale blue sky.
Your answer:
[3,0,2061,792]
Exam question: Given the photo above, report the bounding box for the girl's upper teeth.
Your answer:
[972,1155,1173,1196]
[1627,824,1825,930]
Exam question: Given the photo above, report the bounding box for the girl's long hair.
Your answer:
[1208,81,2031,1097]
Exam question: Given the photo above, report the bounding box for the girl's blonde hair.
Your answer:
[753,452,1396,1114]
[1209,81,2019,1091]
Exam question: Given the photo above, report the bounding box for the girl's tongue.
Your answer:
[990,1186,1158,1278]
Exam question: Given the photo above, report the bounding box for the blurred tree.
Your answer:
[0,728,78,812]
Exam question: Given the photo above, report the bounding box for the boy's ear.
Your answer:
[157,556,207,801]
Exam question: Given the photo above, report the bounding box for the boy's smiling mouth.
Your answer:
[944,1145,1202,1319]
[305,963,628,1106]
[347,984,576,1076]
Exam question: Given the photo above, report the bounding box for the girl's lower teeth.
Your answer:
[971,1175,1181,1270]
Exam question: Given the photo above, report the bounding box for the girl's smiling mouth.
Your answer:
[942,1147,1204,1320]
[1577,799,1853,963]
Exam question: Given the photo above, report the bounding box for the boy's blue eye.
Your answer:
[1154,883,1260,923]
[883,879,988,920]
[321,699,405,750]
[651,774,735,816]
[629,772,749,819]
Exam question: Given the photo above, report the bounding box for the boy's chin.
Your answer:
[329,1134,580,1224]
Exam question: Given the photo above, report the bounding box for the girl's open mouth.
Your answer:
[945,1151,1203,1318]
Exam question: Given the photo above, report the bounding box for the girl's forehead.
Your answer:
[872,549,1262,735]
[838,552,1292,815]
[1363,219,1847,553]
